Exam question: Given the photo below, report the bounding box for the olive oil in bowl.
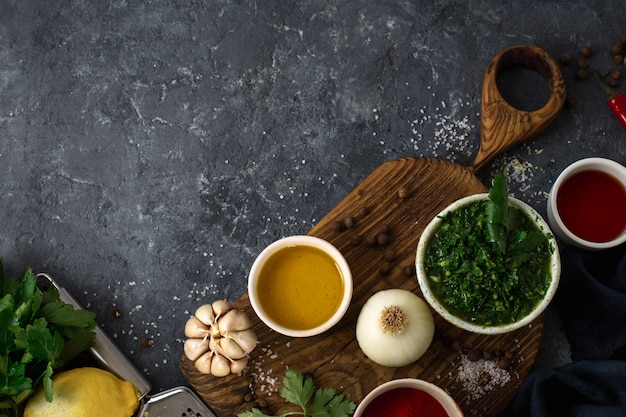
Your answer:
[249,236,352,337]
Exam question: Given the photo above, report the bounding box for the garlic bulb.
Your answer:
[183,300,258,376]
[356,289,434,367]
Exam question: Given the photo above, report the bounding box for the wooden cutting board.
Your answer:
[180,157,542,417]
[180,45,566,417]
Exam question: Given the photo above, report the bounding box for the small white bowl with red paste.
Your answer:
[547,157,626,250]
[354,378,463,417]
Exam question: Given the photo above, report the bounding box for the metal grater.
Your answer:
[37,273,217,417]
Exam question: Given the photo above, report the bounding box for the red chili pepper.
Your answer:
[593,71,626,130]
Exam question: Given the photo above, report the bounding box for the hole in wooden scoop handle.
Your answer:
[471,45,566,171]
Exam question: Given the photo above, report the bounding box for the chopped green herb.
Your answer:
[424,174,554,326]
[238,368,356,417]
[0,262,96,417]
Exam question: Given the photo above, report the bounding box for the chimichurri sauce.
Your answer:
[424,200,553,326]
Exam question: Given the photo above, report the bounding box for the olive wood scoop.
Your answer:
[472,44,566,171]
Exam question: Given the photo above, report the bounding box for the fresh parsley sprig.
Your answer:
[0,262,96,417]
[238,368,356,417]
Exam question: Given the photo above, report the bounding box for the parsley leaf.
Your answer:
[0,262,97,416]
[279,368,315,410]
[238,368,356,417]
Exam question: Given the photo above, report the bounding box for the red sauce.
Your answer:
[556,169,626,243]
[362,387,448,417]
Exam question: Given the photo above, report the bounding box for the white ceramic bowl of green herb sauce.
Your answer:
[415,190,560,335]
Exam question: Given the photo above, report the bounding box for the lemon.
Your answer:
[24,367,140,417]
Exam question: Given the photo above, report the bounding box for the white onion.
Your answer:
[356,289,434,367]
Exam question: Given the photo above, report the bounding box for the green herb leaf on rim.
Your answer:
[486,172,510,254]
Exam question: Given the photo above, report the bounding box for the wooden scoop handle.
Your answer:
[471,45,566,171]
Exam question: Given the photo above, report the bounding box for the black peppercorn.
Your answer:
[365,234,377,247]
[344,216,356,229]
[611,43,624,56]
[140,337,150,348]
[402,265,415,277]
[581,45,593,58]
[398,187,409,199]
[467,348,482,361]
[350,234,362,246]
[450,339,462,352]
[559,52,571,65]
[497,357,511,370]
[379,262,392,276]
[331,220,344,232]
[376,233,389,246]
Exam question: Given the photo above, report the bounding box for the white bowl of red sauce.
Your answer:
[547,157,626,250]
[353,378,463,417]
[248,235,352,337]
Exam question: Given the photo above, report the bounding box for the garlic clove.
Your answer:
[211,299,233,319]
[184,337,210,362]
[195,304,216,326]
[217,337,246,359]
[210,353,231,377]
[218,309,251,335]
[185,316,210,338]
[194,351,214,375]
[229,356,248,374]
[208,335,220,353]
[227,329,258,355]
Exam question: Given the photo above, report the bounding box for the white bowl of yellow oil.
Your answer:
[248,235,352,337]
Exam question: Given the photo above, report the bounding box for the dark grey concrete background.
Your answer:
[1,0,624,401]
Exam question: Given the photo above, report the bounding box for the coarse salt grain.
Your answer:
[456,354,512,401]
